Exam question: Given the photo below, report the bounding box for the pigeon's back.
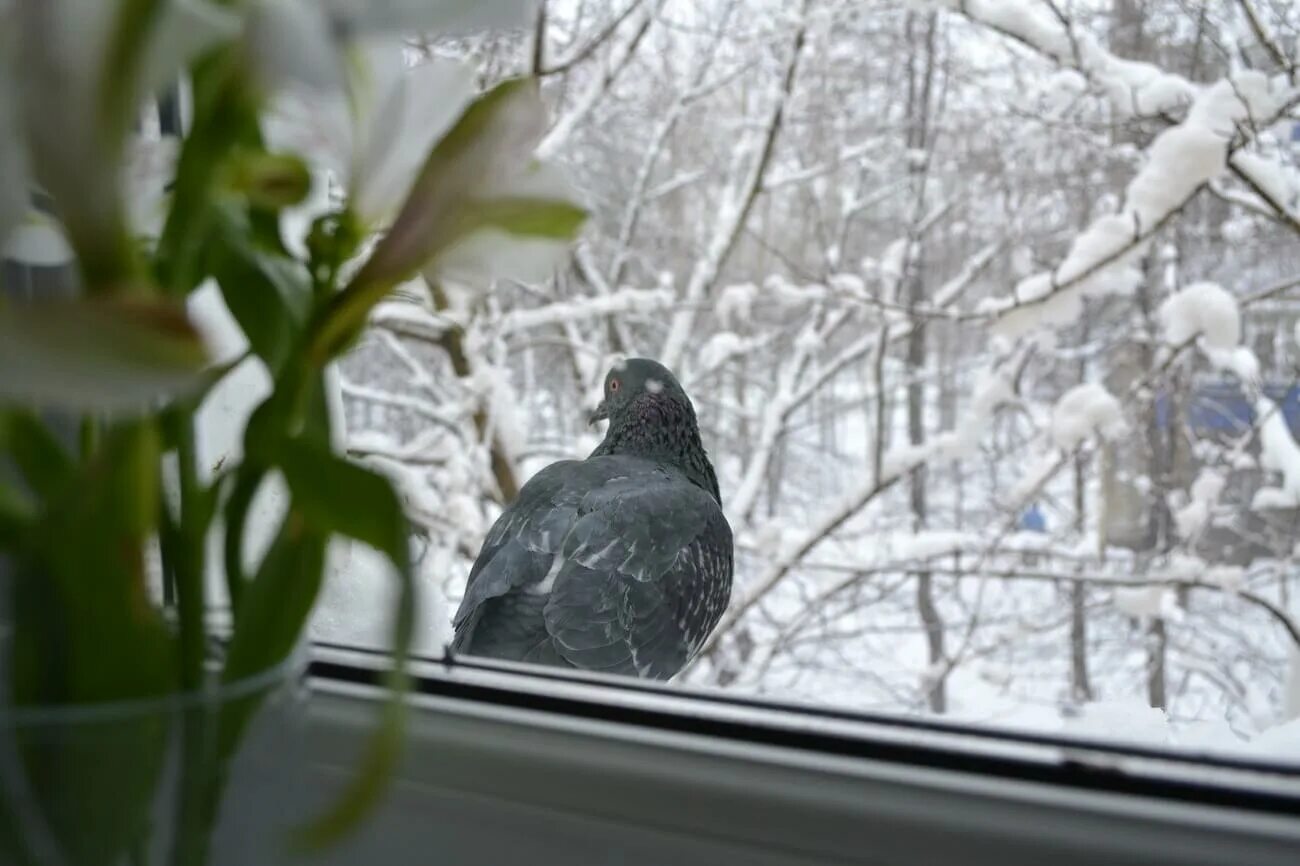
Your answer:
[452,454,733,680]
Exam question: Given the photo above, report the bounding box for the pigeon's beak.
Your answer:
[588,400,609,426]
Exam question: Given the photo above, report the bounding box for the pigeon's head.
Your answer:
[589,358,690,426]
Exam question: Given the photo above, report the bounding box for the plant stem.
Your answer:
[175,417,205,688]
[78,416,99,461]
[172,413,217,866]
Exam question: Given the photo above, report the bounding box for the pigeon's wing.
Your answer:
[451,461,583,653]
[542,473,734,680]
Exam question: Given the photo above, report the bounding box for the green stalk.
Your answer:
[172,414,216,866]
[78,416,99,461]
[175,416,206,689]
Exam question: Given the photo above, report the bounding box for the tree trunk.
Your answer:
[904,11,944,714]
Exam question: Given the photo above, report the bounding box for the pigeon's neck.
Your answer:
[592,397,722,504]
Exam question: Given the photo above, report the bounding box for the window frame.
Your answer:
[305,643,1300,865]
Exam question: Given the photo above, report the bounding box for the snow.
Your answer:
[699,332,746,369]
[889,530,979,561]
[1251,397,1300,510]
[716,282,758,327]
[1172,469,1224,540]
[312,539,449,655]
[827,272,865,297]
[304,0,1300,760]
[986,68,1291,339]
[1285,646,1300,723]
[470,365,526,460]
[1050,383,1125,450]
[1159,282,1240,350]
[930,0,1072,63]
[1250,717,1300,757]
[1220,215,1255,245]
[1232,151,1300,216]
[879,238,908,299]
[496,288,673,335]
[1008,450,1061,505]
[1064,700,1172,745]
[1113,585,1183,622]
[369,299,453,336]
[1202,346,1260,385]
[1203,565,1245,592]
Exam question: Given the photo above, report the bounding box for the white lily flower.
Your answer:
[434,159,586,290]
[267,42,586,296]
[2,213,75,268]
[356,71,586,296]
[264,45,478,232]
[2,0,237,276]
[350,55,480,228]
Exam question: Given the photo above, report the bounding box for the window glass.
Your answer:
[298,0,1300,763]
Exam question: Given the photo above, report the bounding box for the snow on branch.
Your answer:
[541,0,648,77]
[761,137,882,193]
[978,73,1298,340]
[340,376,469,432]
[1229,150,1300,237]
[924,0,1198,119]
[370,300,457,341]
[659,1,810,370]
[1155,281,1300,510]
[493,287,674,335]
[1254,402,1300,510]
[695,356,1020,664]
[537,1,661,159]
[605,2,736,290]
[727,307,851,523]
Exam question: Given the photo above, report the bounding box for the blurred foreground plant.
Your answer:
[0,0,582,863]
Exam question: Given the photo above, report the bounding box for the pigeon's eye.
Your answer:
[609,379,620,392]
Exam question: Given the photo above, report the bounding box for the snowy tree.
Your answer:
[328,0,1300,754]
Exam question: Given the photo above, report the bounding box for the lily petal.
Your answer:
[432,158,586,287]
[246,0,342,92]
[354,77,547,288]
[352,57,477,227]
[142,0,241,99]
[0,297,211,412]
[2,214,75,268]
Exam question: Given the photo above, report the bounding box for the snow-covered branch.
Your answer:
[660,2,811,370]
[493,287,674,335]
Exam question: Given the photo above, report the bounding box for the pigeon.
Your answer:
[451,358,733,680]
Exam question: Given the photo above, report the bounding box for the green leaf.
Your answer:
[14,422,174,705]
[221,465,265,615]
[274,439,411,573]
[0,409,73,500]
[271,440,416,851]
[0,479,34,546]
[212,209,311,373]
[220,512,326,711]
[11,421,176,865]
[0,297,210,413]
[155,49,262,296]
